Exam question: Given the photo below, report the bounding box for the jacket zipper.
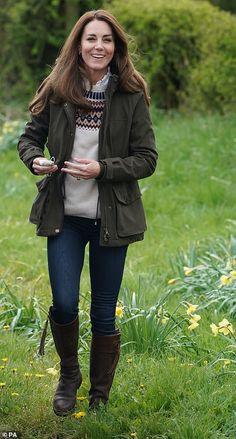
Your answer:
[97,78,118,243]
[94,195,99,226]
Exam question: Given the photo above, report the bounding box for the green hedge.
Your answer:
[107,0,236,112]
[0,0,103,108]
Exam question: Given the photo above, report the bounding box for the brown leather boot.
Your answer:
[49,307,82,416]
[89,330,120,410]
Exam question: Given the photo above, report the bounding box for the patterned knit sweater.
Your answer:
[64,71,111,218]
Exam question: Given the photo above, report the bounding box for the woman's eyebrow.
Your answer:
[86,33,113,37]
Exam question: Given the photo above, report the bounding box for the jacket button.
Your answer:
[55,229,60,233]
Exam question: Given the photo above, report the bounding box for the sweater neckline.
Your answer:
[84,68,112,93]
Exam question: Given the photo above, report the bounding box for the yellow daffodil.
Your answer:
[168,278,178,285]
[218,318,234,335]
[0,382,6,388]
[73,411,86,418]
[161,317,169,325]
[11,392,19,396]
[116,306,124,317]
[130,433,137,438]
[230,270,236,279]
[167,357,176,362]
[186,303,198,315]
[77,396,87,401]
[46,368,58,376]
[35,374,45,378]
[1,358,8,362]
[223,360,231,366]
[220,275,232,286]
[3,125,14,134]
[127,358,133,364]
[3,325,10,330]
[188,321,199,331]
[0,366,5,370]
[24,373,33,377]
[11,120,20,127]
[11,368,17,374]
[189,314,201,324]
[210,323,219,336]
[184,266,194,276]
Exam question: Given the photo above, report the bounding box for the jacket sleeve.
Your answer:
[98,94,158,182]
[17,104,50,173]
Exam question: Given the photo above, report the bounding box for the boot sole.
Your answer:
[53,406,76,417]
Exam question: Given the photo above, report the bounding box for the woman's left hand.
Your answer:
[61,158,101,180]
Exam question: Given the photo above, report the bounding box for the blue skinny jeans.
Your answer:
[47,216,128,335]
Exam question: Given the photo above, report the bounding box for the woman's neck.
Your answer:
[89,68,110,85]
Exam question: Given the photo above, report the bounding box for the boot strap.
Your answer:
[37,317,49,356]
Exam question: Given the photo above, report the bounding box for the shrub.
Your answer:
[187,9,236,112]
[107,0,236,112]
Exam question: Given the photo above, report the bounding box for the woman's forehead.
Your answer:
[83,19,113,36]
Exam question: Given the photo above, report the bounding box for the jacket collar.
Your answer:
[63,74,119,124]
[105,74,119,98]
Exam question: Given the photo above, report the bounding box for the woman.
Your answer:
[18,9,157,416]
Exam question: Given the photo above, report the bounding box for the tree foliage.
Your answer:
[0,0,102,106]
[1,0,236,112]
[208,0,236,14]
[106,0,236,112]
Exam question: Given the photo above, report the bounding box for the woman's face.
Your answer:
[80,19,115,83]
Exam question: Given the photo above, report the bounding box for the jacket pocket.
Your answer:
[113,182,147,237]
[29,177,50,225]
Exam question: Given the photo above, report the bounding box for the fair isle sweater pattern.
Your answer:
[75,91,105,130]
[64,77,110,219]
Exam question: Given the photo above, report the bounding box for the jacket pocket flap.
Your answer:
[113,184,141,205]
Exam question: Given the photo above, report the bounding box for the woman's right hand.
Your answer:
[32,157,58,175]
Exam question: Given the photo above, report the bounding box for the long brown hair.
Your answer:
[29,9,149,114]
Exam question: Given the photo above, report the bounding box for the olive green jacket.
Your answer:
[17,75,158,246]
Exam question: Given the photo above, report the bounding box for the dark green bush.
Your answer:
[107,0,236,112]
[0,0,103,108]
[188,8,236,112]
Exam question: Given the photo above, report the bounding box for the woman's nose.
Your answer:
[94,40,103,49]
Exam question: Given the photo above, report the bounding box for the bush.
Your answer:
[107,0,236,112]
[0,0,103,108]
[188,9,236,112]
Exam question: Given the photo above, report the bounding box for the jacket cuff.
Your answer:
[96,161,107,181]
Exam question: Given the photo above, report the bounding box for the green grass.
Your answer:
[0,331,236,439]
[0,111,236,438]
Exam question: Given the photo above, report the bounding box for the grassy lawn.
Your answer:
[0,111,236,438]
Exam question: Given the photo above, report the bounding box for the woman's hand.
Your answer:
[33,157,58,175]
[61,158,101,180]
